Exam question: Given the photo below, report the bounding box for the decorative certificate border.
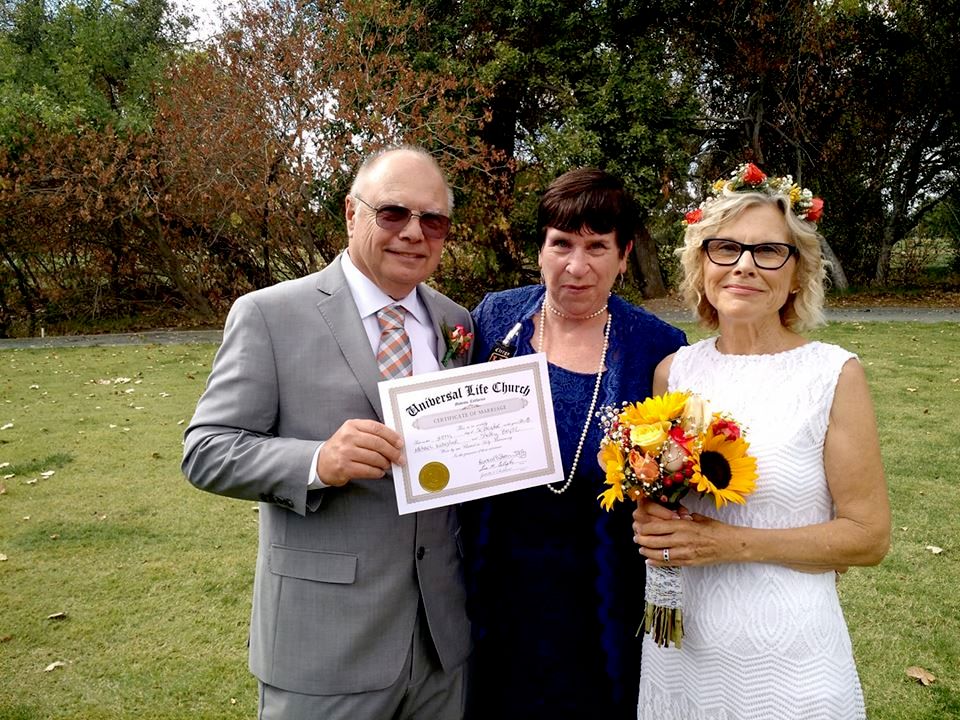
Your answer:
[379,354,563,514]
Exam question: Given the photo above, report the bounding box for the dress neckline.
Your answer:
[708,336,814,359]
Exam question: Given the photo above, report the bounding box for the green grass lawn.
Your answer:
[1,323,958,718]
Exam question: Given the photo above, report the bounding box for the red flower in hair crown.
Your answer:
[684,162,824,225]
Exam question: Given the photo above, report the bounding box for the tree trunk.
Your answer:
[873,224,896,287]
[631,225,668,298]
[137,215,217,321]
[819,236,848,292]
[0,242,41,336]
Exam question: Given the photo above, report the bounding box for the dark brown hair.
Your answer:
[537,168,637,255]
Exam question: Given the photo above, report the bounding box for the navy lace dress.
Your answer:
[462,285,686,720]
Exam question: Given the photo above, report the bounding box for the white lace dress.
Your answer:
[637,338,867,720]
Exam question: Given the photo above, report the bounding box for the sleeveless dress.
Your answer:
[462,285,686,720]
[637,338,867,720]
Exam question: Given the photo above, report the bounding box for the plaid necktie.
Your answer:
[376,304,413,379]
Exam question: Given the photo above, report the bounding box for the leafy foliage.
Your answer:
[0,0,958,335]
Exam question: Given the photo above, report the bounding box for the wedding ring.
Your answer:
[663,548,670,563]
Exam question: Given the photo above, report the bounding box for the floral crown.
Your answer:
[684,162,824,225]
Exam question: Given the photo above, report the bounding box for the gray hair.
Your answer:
[349,146,454,211]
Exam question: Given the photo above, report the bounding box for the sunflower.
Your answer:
[598,441,628,511]
[691,430,758,508]
[620,391,689,427]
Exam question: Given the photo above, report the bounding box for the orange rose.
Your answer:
[629,449,660,481]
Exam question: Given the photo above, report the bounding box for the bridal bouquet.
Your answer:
[597,391,758,647]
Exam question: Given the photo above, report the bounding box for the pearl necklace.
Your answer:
[537,298,611,495]
[545,297,609,320]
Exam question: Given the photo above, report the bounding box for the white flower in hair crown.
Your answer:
[684,162,824,225]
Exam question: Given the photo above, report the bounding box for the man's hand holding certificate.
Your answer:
[378,354,564,514]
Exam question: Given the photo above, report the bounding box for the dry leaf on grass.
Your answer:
[925,545,944,555]
[0,554,8,562]
[906,666,936,686]
[43,661,66,672]
[47,611,67,621]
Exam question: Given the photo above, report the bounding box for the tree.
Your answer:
[656,0,960,287]
[151,0,493,302]
[0,0,196,334]
[405,0,701,297]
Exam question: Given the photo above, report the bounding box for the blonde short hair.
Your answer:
[678,192,827,331]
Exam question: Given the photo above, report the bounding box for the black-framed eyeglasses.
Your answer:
[353,196,451,241]
[701,238,799,270]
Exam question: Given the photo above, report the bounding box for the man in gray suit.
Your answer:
[182,147,472,719]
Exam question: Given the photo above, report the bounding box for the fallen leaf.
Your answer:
[29,384,39,389]
[0,554,7,561]
[40,470,55,478]
[44,661,66,672]
[0,634,12,642]
[47,612,67,620]
[905,387,918,393]
[1,423,13,430]
[906,666,936,686]
[0,462,9,469]
[925,545,944,555]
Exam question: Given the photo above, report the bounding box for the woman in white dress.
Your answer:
[633,164,891,720]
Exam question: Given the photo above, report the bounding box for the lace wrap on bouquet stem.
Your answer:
[643,565,684,648]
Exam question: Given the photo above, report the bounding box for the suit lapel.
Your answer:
[315,256,384,418]
[419,284,450,364]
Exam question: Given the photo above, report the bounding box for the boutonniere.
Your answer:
[441,321,474,365]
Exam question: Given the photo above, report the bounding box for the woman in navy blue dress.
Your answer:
[462,169,686,719]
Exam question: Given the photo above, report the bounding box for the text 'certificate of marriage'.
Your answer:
[379,354,564,514]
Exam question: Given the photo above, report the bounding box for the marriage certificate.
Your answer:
[379,354,564,514]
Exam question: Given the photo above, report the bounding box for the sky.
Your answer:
[174,0,237,43]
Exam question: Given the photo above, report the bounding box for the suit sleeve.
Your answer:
[181,294,319,516]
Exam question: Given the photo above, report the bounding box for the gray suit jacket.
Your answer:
[182,254,473,695]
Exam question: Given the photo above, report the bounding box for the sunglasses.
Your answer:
[353,196,451,240]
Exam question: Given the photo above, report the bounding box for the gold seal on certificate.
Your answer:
[419,462,450,492]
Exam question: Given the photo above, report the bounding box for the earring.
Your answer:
[539,270,546,285]
[618,272,625,290]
